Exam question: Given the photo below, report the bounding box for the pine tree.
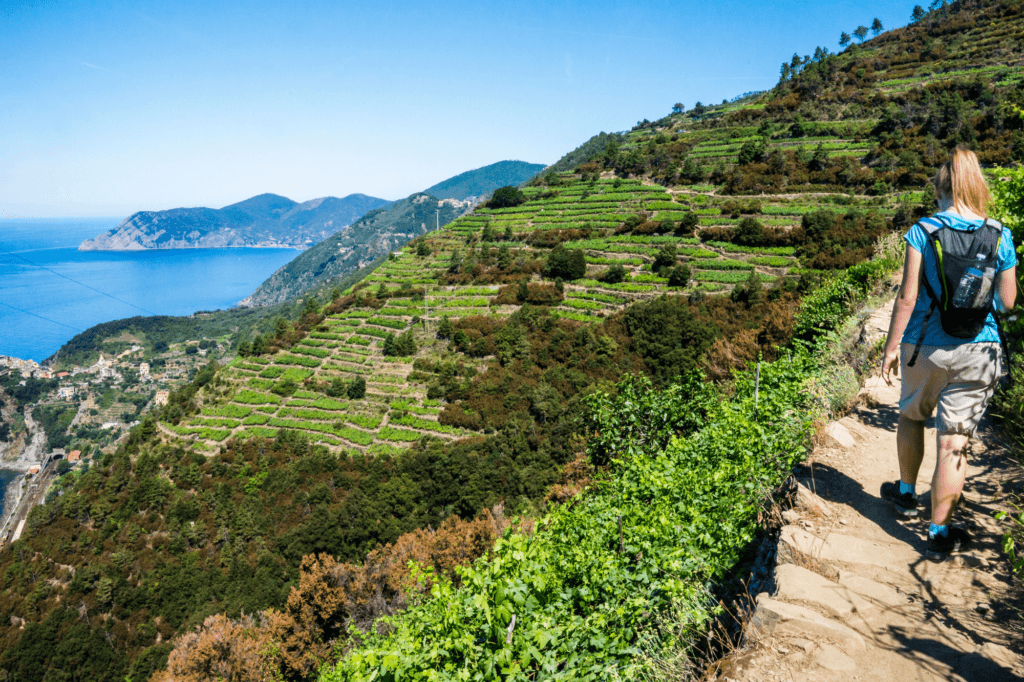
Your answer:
[383,332,397,356]
[911,5,925,22]
[497,243,513,269]
[437,315,453,340]
[839,32,851,48]
[396,330,417,356]
[870,18,883,36]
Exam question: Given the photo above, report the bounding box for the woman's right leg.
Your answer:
[932,432,969,525]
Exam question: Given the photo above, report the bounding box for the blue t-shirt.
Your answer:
[902,211,1017,346]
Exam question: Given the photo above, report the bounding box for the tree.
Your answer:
[416,240,432,256]
[839,32,851,48]
[481,223,495,243]
[331,287,341,301]
[237,340,251,357]
[676,212,699,235]
[251,335,266,356]
[396,330,417,356]
[383,333,397,356]
[503,225,514,241]
[853,25,868,42]
[737,139,761,165]
[303,296,320,317]
[870,18,883,36]
[497,243,513,269]
[911,5,925,21]
[604,264,627,283]
[623,296,717,387]
[544,245,587,280]
[734,217,766,246]
[488,186,526,208]
[448,249,463,274]
[437,315,453,340]
[326,377,347,397]
[692,101,706,116]
[672,102,684,114]
[347,377,366,399]
[653,245,678,272]
[668,264,691,287]
[780,62,792,82]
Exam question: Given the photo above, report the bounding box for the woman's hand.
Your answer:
[881,344,900,386]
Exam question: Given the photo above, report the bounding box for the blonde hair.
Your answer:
[932,146,991,217]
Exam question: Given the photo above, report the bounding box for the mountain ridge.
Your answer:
[78,192,392,251]
[421,160,547,201]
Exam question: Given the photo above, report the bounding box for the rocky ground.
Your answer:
[724,300,1024,681]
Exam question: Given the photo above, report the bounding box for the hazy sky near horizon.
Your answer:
[3,0,911,217]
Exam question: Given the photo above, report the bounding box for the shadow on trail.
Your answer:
[885,626,1024,681]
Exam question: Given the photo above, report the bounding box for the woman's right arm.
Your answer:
[995,266,1017,312]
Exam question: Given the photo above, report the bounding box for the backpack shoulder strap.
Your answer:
[918,215,951,235]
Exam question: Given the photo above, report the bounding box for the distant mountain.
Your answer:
[244,159,545,305]
[242,193,466,306]
[421,160,546,201]
[77,193,391,251]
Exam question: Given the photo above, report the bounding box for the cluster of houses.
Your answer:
[0,356,50,379]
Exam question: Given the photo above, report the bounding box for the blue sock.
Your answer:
[899,481,916,496]
[929,523,948,538]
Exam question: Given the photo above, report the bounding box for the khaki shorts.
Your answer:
[899,342,1001,436]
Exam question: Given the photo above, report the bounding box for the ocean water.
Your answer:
[0,218,300,361]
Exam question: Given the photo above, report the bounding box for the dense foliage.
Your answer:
[318,361,816,680]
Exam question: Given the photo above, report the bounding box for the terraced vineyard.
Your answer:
[158,171,896,454]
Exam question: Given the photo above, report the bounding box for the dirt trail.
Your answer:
[728,299,1024,681]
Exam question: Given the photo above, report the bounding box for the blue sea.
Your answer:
[0,218,300,362]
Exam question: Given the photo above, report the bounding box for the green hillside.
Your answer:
[1,2,1022,680]
[243,193,466,306]
[245,160,548,306]
[422,160,548,200]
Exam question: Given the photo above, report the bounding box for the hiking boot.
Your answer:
[926,527,972,561]
[881,481,919,518]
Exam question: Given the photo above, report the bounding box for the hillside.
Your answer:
[78,193,391,251]
[243,160,548,306]
[421,160,547,201]
[242,193,468,306]
[1,2,1022,680]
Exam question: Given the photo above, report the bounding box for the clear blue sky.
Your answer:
[2,0,914,217]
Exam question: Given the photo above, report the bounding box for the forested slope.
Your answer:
[1,1,1021,680]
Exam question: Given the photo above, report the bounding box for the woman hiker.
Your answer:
[880,147,1017,560]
